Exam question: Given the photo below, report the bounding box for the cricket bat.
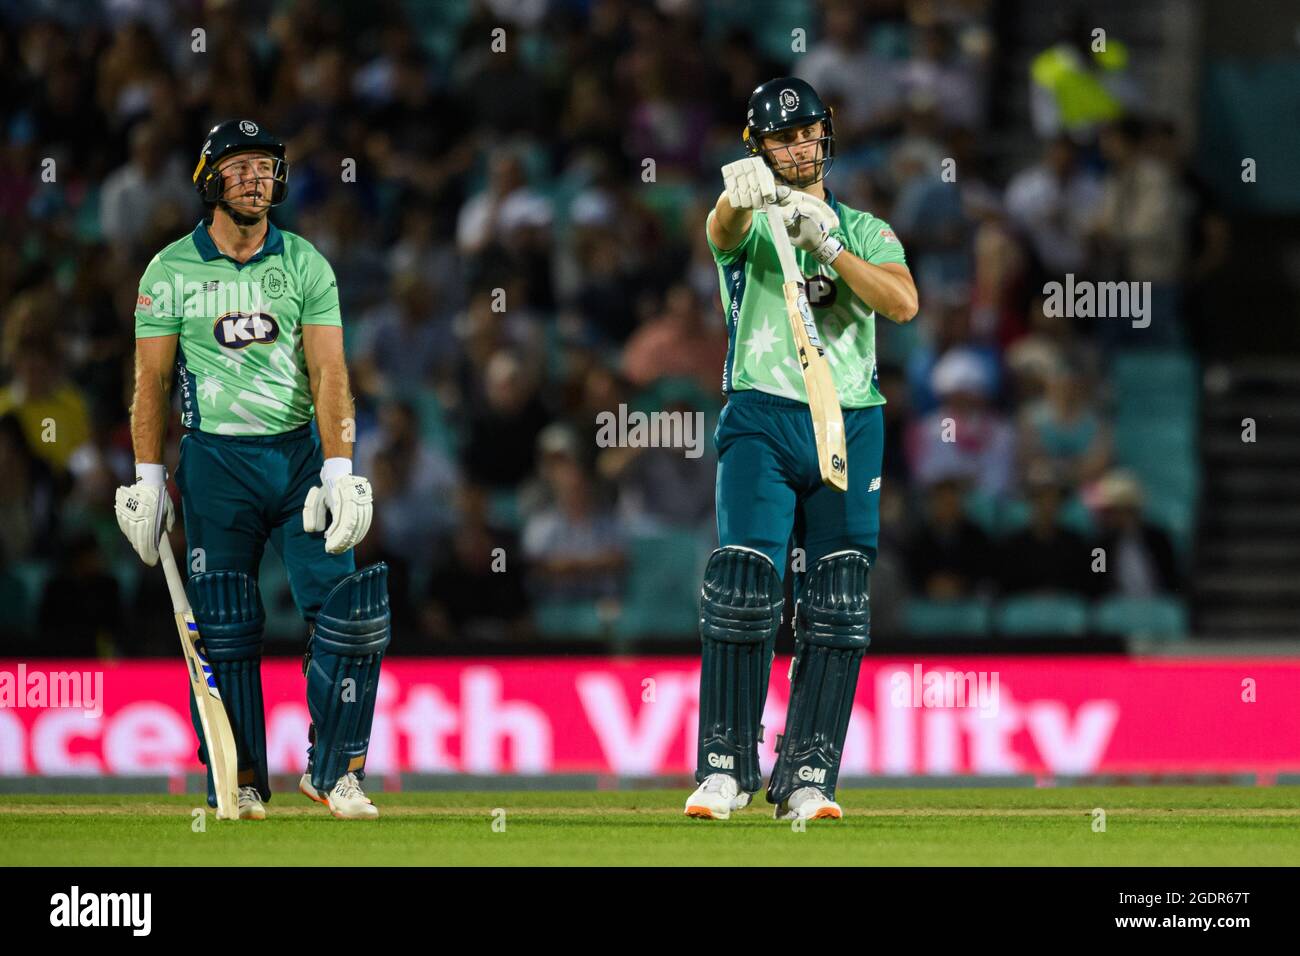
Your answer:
[764,203,848,491]
[159,537,240,819]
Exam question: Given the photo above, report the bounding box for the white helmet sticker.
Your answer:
[239,120,259,136]
[779,88,800,111]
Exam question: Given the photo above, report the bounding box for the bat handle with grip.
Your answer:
[764,203,803,282]
[158,535,192,615]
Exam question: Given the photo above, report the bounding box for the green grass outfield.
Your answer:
[3,787,1299,866]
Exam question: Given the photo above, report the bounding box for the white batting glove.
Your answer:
[722,158,790,210]
[781,192,844,265]
[115,463,175,567]
[303,457,374,554]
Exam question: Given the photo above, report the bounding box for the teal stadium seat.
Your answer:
[998,495,1095,537]
[534,600,607,640]
[614,531,708,639]
[962,490,1000,535]
[1091,595,1189,639]
[0,569,30,639]
[994,594,1090,637]
[903,598,992,637]
[1141,494,1196,559]
[1112,350,1197,401]
[8,559,50,639]
[408,386,460,457]
[1114,420,1196,465]
[488,489,521,531]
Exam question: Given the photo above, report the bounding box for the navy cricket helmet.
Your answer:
[742,77,835,185]
[192,119,289,207]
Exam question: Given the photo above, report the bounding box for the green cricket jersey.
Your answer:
[134,220,341,435]
[706,190,907,408]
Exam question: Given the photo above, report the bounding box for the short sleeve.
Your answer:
[301,252,342,327]
[134,255,181,337]
[855,217,909,268]
[705,208,759,265]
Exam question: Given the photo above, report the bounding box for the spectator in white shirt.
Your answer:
[1005,136,1103,276]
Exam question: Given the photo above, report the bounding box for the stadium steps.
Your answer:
[1200,540,1300,567]
[1202,468,1297,498]
[1193,358,1300,637]
[1197,574,1300,600]
[1198,609,1300,634]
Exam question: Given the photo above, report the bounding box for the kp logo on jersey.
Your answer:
[214,311,280,349]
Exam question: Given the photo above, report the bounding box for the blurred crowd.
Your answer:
[0,0,1223,655]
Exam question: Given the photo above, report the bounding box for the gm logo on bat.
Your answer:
[831,454,846,477]
[214,311,280,348]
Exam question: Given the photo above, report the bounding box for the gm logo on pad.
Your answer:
[214,311,279,348]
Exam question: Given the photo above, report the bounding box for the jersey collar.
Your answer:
[192,219,284,267]
[823,187,841,217]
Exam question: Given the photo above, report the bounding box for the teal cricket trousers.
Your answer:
[714,388,883,598]
[175,423,354,622]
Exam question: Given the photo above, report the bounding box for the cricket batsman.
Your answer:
[686,78,918,821]
[114,120,390,820]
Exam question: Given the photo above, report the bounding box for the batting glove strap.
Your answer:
[812,234,844,266]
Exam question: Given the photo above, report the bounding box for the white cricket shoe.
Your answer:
[684,773,752,820]
[773,786,842,821]
[299,771,379,820]
[237,785,266,820]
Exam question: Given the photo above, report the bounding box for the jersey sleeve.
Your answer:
[854,217,909,268]
[134,255,181,337]
[300,250,342,327]
[705,207,760,265]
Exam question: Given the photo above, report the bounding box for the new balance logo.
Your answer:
[797,765,827,784]
[707,753,735,770]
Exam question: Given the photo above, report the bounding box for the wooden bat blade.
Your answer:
[764,204,848,491]
[162,542,240,820]
[783,281,848,491]
[175,611,240,819]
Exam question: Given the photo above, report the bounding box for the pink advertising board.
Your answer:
[1,657,1296,777]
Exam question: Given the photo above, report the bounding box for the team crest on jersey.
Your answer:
[214,311,280,349]
[779,88,800,111]
[807,274,837,308]
[261,267,286,299]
